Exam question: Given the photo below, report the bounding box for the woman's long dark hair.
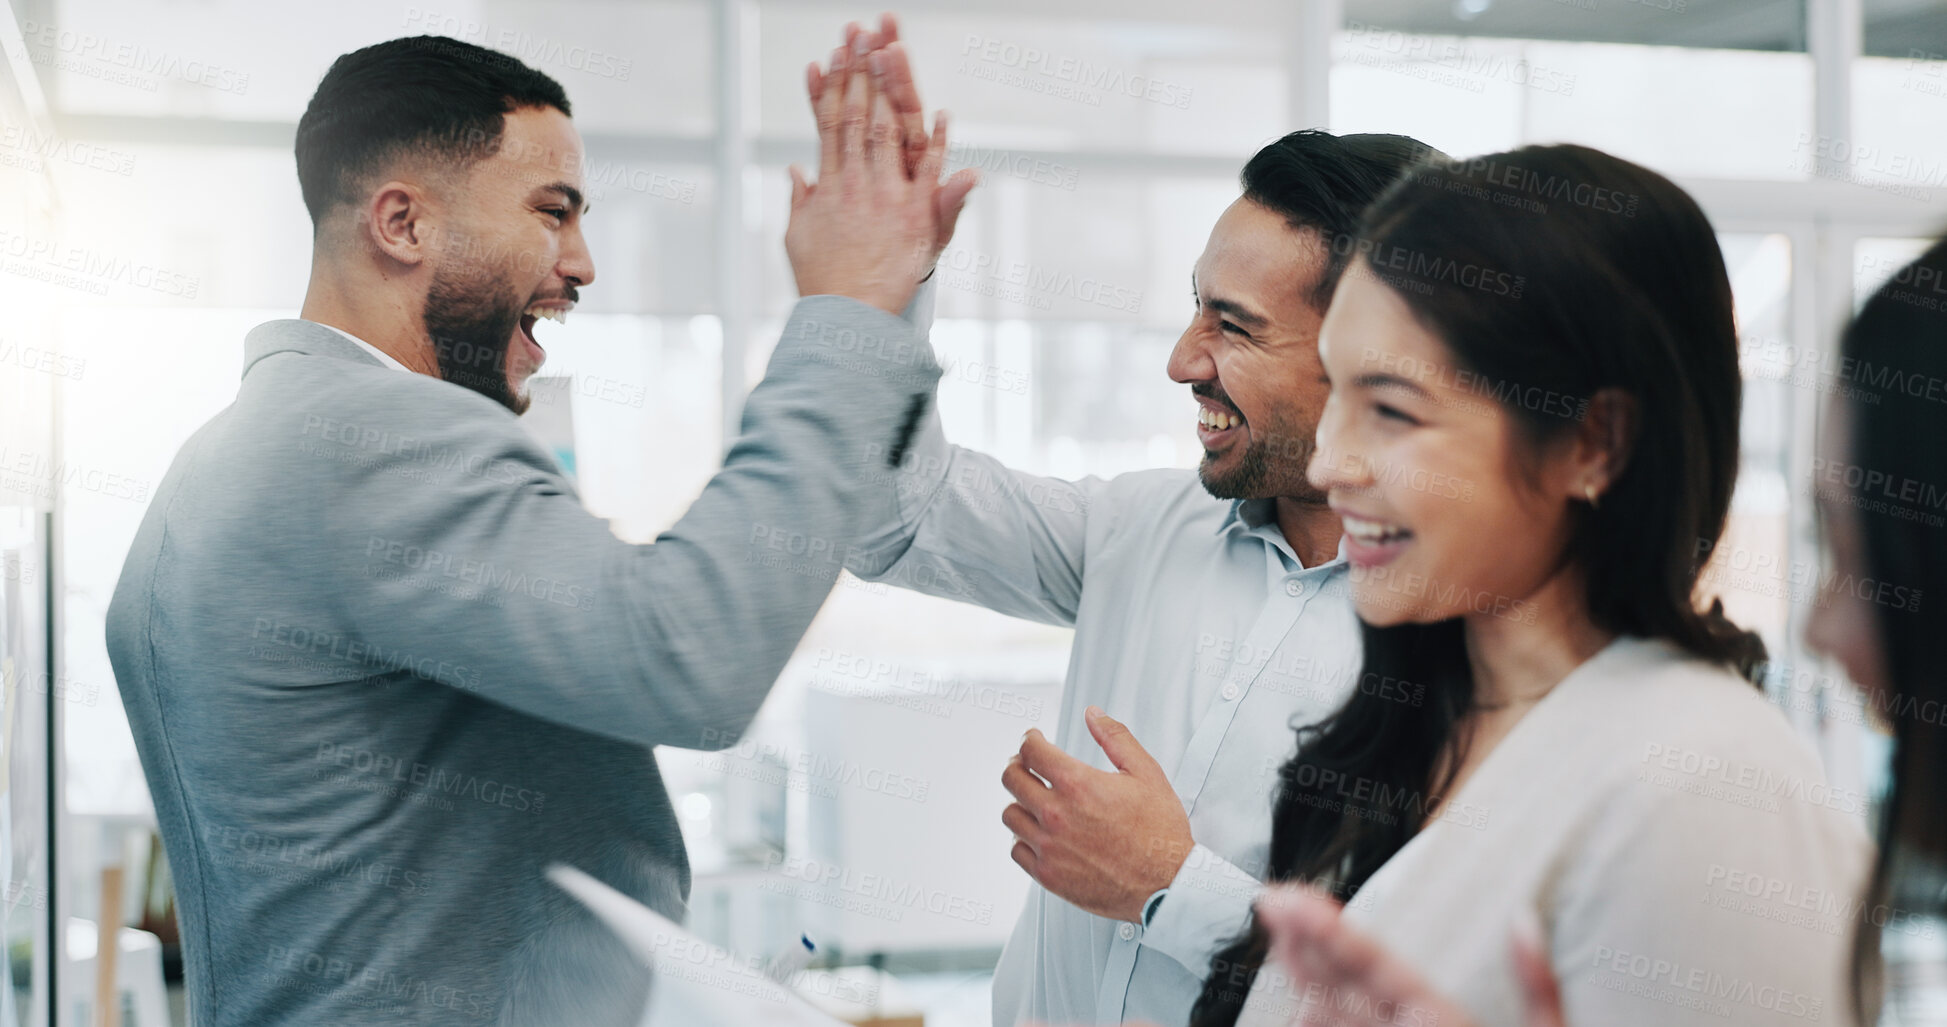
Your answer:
[1836,237,1947,1025]
[1191,145,1767,1026]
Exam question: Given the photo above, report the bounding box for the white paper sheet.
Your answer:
[546,863,851,1027]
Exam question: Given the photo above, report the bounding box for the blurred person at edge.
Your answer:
[1229,236,1947,1027]
[103,33,972,1027]
[1168,146,1873,1027]
[819,19,1440,1027]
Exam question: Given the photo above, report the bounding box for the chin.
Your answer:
[1353,596,1415,628]
[1196,459,1250,501]
[1348,568,1443,627]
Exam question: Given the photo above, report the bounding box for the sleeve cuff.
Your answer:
[1139,843,1264,975]
[776,295,943,393]
[901,274,938,330]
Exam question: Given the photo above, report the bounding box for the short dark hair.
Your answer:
[295,35,572,230]
[1239,129,1445,310]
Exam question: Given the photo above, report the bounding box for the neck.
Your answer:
[299,262,438,376]
[1462,563,1613,711]
[1273,495,1342,569]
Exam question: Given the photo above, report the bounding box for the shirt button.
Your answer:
[1285,579,1304,598]
[1221,683,1240,702]
[1119,923,1137,941]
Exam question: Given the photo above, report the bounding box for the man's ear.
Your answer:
[1573,387,1638,501]
[362,181,435,268]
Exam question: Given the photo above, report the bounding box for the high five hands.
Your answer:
[787,15,980,315]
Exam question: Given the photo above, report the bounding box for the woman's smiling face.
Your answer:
[1306,267,1596,627]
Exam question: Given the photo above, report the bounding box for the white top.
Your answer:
[307,320,409,373]
[1236,635,1873,1027]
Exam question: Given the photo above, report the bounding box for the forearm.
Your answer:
[645,294,946,744]
[336,296,942,750]
[843,404,1100,624]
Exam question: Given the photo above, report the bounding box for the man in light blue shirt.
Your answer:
[825,30,1441,1027]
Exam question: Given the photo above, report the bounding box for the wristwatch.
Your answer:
[1141,887,1169,928]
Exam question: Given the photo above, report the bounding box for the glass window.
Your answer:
[1863,0,1947,58]
[1709,233,1799,656]
[1332,32,1814,179]
[757,3,1287,157]
[1851,54,1947,205]
[575,159,717,317]
[0,71,61,1027]
[1343,0,1810,52]
[38,0,714,134]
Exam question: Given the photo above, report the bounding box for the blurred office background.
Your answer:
[3,0,1947,1023]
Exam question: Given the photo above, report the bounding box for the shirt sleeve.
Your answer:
[843,282,1110,626]
[1140,843,1264,977]
[325,295,941,751]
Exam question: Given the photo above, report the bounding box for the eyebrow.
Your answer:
[1190,272,1270,330]
[533,181,589,215]
[1350,372,1434,400]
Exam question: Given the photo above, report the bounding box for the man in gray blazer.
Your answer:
[105,34,969,1026]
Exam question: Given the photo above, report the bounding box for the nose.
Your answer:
[559,223,597,290]
[1167,321,1215,385]
[1306,395,1369,495]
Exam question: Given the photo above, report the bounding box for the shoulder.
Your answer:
[246,351,516,433]
[1555,637,1870,877]
[1567,638,1823,785]
[1542,643,1872,1025]
[1095,467,1228,530]
[239,354,557,486]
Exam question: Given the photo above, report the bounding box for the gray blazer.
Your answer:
[105,294,938,1025]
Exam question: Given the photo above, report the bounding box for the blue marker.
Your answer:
[764,933,817,983]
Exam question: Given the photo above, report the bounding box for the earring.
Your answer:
[1584,483,1600,508]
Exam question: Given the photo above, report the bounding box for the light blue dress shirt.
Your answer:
[849,297,1365,1027]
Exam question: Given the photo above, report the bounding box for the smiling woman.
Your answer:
[1191,144,1872,1027]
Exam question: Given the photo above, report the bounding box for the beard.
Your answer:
[1197,407,1326,504]
[425,260,530,415]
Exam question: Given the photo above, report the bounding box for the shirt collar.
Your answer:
[1215,497,1276,536]
[1216,497,1350,572]
[308,320,411,373]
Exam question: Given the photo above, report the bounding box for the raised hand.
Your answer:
[813,17,929,175]
[805,15,978,273]
[785,37,943,315]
